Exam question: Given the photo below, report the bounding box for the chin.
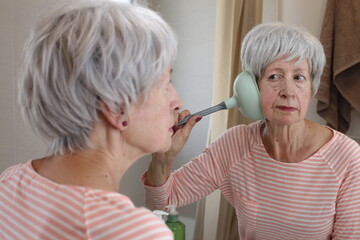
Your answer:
[277,118,303,126]
[156,147,171,153]
[266,112,301,125]
[156,143,172,153]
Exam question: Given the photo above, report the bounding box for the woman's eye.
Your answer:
[294,75,305,81]
[269,74,280,80]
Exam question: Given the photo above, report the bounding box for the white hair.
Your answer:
[18,0,177,155]
[241,22,325,95]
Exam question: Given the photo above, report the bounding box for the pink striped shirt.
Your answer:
[143,121,360,239]
[0,160,173,240]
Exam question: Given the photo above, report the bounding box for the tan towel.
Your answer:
[316,0,360,133]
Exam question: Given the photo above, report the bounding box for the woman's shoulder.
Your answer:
[84,189,153,215]
[223,120,261,134]
[206,120,263,157]
[83,190,173,239]
[318,125,360,169]
[0,160,32,182]
[221,120,263,143]
[321,126,359,153]
[84,189,134,207]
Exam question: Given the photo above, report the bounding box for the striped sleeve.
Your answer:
[142,150,220,210]
[330,139,360,239]
[142,124,252,210]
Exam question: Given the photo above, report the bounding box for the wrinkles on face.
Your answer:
[259,58,312,125]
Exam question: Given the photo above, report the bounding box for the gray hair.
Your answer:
[241,22,325,95]
[18,0,178,155]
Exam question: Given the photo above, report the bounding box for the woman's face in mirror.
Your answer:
[258,58,312,125]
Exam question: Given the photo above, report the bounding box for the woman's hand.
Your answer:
[145,110,201,186]
[168,110,201,158]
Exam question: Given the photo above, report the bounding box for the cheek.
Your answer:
[260,87,277,113]
[298,90,312,109]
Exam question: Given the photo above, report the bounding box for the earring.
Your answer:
[122,121,128,127]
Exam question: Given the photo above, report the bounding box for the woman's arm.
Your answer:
[332,142,360,239]
[143,149,222,210]
[143,125,248,210]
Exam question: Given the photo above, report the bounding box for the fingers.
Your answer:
[174,110,201,133]
[173,110,189,133]
[178,110,190,123]
[180,110,201,124]
[183,115,202,131]
[166,110,202,158]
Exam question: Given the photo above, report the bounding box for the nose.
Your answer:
[279,77,295,99]
[170,84,183,111]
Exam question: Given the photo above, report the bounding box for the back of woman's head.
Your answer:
[241,22,325,95]
[18,0,177,155]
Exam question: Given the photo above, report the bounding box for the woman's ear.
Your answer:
[99,100,128,130]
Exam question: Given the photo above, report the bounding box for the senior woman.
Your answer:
[0,1,200,239]
[143,22,360,239]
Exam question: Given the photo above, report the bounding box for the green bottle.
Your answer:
[165,205,185,240]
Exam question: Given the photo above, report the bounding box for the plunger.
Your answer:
[178,71,264,126]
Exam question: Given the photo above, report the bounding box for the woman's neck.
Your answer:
[261,120,317,163]
[32,148,129,192]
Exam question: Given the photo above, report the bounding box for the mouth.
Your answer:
[171,125,178,133]
[276,105,297,112]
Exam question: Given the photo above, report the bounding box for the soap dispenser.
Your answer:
[165,205,185,240]
[153,210,168,221]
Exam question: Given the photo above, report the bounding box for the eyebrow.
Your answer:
[266,67,309,73]
[264,67,284,74]
[293,68,309,72]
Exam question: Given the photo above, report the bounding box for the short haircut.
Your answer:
[241,22,325,95]
[18,0,178,155]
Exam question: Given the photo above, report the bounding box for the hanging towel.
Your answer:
[316,0,360,133]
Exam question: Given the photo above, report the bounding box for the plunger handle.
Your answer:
[177,101,227,126]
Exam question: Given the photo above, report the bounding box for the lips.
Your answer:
[276,105,297,111]
[171,125,179,132]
